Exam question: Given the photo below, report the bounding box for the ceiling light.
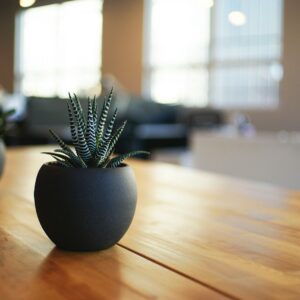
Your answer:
[228,11,247,26]
[20,0,36,8]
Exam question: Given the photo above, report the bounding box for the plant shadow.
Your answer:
[32,246,122,299]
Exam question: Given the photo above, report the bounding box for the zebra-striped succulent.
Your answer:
[44,89,149,168]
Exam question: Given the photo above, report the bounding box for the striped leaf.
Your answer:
[92,96,98,124]
[54,149,87,168]
[68,93,86,137]
[42,151,77,167]
[67,94,91,162]
[95,114,121,166]
[86,98,97,154]
[49,129,77,158]
[95,138,111,166]
[107,151,149,168]
[105,120,127,159]
[73,93,86,132]
[76,120,92,163]
[99,121,127,167]
[100,108,118,146]
[48,130,84,167]
[66,102,78,147]
[96,87,113,145]
[44,153,74,168]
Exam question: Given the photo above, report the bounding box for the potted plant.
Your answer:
[34,89,148,251]
[0,108,15,176]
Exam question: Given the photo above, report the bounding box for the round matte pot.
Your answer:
[0,139,5,177]
[34,163,137,251]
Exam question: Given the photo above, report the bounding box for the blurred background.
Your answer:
[0,0,300,188]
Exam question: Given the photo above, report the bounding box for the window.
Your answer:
[16,0,102,97]
[144,0,283,109]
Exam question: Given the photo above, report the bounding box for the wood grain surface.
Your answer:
[0,191,226,300]
[121,162,300,300]
[1,146,300,299]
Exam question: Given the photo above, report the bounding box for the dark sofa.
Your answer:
[5,95,224,154]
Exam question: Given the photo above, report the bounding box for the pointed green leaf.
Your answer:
[96,87,113,144]
[68,93,86,137]
[73,93,86,132]
[76,123,92,163]
[105,120,127,159]
[42,151,76,167]
[107,151,150,168]
[44,152,74,168]
[54,149,87,168]
[86,97,97,154]
[95,115,122,166]
[92,95,98,124]
[67,94,91,162]
[66,102,78,146]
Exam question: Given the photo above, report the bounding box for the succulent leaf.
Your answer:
[67,95,92,162]
[45,153,73,167]
[49,129,75,155]
[97,108,118,149]
[73,93,86,132]
[54,149,87,168]
[96,87,113,145]
[42,151,77,167]
[86,98,97,154]
[68,93,86,137]
[107,151,150,168]
[76,122,92,163]
[67,102,78,146]
[105,121,127,158]
[92,96,97,124]
[95,116,123,167]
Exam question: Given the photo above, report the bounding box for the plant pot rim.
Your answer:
[42,162,130,172]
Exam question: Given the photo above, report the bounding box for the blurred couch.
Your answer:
[5,95,225,154]
[116,97,224,154]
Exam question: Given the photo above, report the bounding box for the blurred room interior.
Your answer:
[0,0,299,189]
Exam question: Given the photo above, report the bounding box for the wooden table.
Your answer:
[1,146,300,300]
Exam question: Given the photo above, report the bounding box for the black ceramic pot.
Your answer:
[0,139,5,177]
[34,163,137,251]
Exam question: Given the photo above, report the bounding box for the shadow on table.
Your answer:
[35,246,121,299]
